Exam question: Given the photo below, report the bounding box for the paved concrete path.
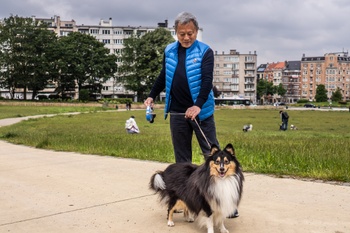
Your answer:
[0,116,350,233]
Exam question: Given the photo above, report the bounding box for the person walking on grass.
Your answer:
[280,110,289,131]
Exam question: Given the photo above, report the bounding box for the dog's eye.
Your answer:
[224,160,230,165]
[214,160,220,165]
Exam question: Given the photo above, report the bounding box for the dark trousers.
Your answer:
[170,114,219,163]
[281,119,288,131]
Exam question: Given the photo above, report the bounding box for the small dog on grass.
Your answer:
[149,144,244,233]
[290,124,298,130]
[243,124,253,132]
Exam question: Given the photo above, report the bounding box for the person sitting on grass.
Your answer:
[125,116,140,134]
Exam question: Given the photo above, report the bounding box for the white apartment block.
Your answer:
[76,18,203,100]
[42,16,203,100]
[213,49,257,102]
[1,15,204,100]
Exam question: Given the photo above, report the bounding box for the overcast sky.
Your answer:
[1,0,349,64]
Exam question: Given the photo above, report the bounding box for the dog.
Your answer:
[290,124,298,130]
[242,124,253,132]
[149,144,244,233]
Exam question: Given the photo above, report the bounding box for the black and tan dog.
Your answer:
[150,144,244,233]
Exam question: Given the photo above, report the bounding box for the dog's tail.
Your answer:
[149,171,166,191]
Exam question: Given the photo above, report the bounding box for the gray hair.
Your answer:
[174,12,199,32]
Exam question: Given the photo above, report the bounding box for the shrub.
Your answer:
[297,99,308,103]
[79,89,89,101]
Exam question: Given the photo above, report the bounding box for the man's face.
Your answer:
[176,21,198,48]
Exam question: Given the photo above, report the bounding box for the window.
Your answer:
[245,56,254,62]
[114,39,123,44]
[90,29,99,34]
[60,31,70,36]
[114,49,122,54]
[102,30,111,34]
[102,39,110,44]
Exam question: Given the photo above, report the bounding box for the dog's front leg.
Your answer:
[205,215,214,233]
[219,221,229,233]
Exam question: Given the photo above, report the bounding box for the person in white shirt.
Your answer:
[125,116,140,134]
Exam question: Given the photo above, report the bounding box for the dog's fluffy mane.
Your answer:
[150,144,244,230]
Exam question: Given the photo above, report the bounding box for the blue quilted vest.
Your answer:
[164,40,215,121]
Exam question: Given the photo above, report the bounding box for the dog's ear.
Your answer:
[210,144,220,156]
[224,143,235,156]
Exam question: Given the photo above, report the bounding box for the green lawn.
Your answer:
[0,106,349,182]
[0,103,106,119]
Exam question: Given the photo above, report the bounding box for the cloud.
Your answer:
[1,0,349,64]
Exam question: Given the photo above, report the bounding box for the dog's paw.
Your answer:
[167,220,175,227]
[219,224,229,233]
[220,228,229,233]
[186,216,195,222]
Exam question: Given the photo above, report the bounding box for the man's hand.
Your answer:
[144,97,154,107]
[185,106,201,121]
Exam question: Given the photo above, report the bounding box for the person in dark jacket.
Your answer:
[280,110,289,131]
[144,12,219,163]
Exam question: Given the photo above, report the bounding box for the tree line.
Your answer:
[0,15,174,101]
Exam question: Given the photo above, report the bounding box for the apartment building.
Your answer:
[35,15,78,36]
[282,61,301,103]
[258,61,301,104]
[301,52,350,101]
[264,62,285,85]
[213,49,257,102]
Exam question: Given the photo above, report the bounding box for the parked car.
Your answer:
[304,103,316,108]
[274,102,286,106]
[34,93,60,100]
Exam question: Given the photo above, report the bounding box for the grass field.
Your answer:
[0,103,106,119]
[0,104,349,182]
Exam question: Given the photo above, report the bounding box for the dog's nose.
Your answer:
[220,167,225,172]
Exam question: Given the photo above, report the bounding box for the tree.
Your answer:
[276,83,287,98]
[331,87,342,102]
[118,28,174,101]
[57,32,118,99]
[315,84,328,102]
[0,15,58,100]
[256,79,276,103]
[27,27,59,100]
